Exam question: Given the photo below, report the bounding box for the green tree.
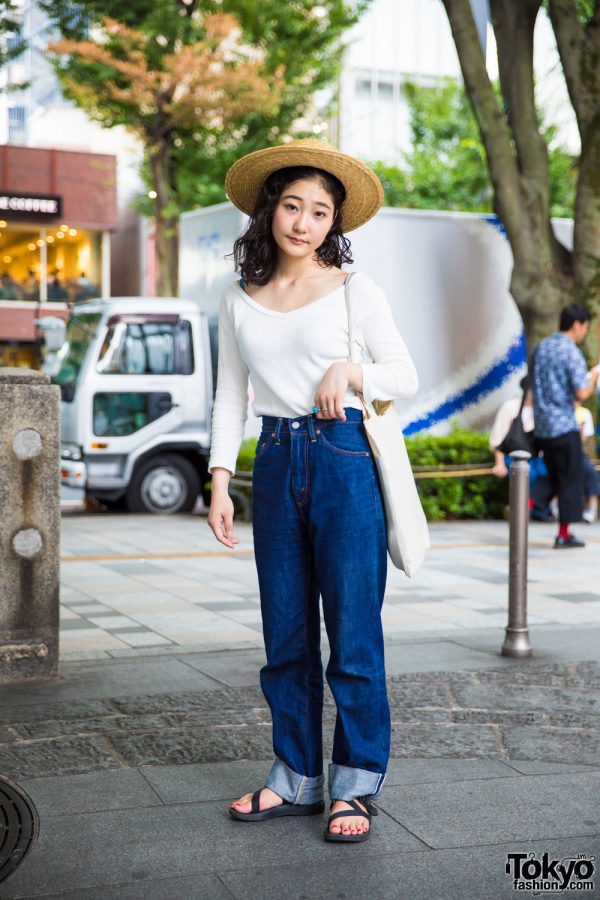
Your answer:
[441,0,600,350]
[0,0,27,86]
[46,13,281,297]
[370,78,576,219]
[41,0,369,294]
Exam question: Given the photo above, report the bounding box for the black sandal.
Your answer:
[324,795,378,842]
[229,787,325,822]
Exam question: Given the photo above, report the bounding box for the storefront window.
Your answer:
[0,222,101,302]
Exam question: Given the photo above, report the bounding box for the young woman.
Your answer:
[207,139,418,843]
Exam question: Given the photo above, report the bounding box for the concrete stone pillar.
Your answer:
[0,368,60,682]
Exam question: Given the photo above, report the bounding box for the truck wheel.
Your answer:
[126,455,200,514]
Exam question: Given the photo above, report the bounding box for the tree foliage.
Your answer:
[46,12,280,295]
[0,0,27,85]
[41,0,369,294]
[370,77,576,218]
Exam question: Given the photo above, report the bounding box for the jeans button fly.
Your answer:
[291,422,300,429]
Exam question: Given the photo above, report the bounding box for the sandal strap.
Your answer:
[329,796,379,818]
[357,794,379,817]
[250,787,292,813]
[327,798,372,823]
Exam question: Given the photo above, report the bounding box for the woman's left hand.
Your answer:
[314,362,351,420]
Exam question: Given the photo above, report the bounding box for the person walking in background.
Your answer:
[206,139,418,842]
[489,375,554,522]
[532,304,600,548]
[575,401,599,524]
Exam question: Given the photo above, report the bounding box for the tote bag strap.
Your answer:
[344,273,394,419]
[344,272,373,419]
[344,271,358,364]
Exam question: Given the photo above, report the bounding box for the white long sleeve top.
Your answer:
[207,272,419,476]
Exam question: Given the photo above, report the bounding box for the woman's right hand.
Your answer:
[207,489,239,549]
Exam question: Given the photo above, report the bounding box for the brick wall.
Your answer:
[0,146,117,230]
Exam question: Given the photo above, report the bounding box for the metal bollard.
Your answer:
[501,450,533,658]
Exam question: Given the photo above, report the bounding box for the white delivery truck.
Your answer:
[53,203,574,514]
[56,297,213,513]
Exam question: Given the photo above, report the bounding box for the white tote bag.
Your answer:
[345,273,430,577]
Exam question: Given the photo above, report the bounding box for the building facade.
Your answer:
[0,144,117,366]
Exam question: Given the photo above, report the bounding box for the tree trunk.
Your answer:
[441,0,577,350]
[549,0,600,358]
[149,146,179,297]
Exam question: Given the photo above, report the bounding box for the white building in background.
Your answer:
[332,0,579,163]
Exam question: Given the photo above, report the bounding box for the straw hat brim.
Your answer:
[225,140,384,233]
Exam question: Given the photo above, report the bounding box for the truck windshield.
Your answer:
[53,312,101,400]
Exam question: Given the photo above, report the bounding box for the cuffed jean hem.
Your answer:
[265,757,325,805]
[329,764,386,802]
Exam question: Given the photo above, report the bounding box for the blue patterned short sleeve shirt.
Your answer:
[532,332,589,438]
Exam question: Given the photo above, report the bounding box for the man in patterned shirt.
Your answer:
[533,304,600,548]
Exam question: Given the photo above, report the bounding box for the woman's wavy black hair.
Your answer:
[230,165,353,285]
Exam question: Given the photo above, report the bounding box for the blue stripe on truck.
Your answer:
[404,330,526,435]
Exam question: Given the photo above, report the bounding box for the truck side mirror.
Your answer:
[37,317,67,351]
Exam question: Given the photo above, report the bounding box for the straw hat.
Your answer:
[225,138,384,233]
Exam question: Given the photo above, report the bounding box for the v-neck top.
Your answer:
[208,271,419,476]
[235,280,345,317]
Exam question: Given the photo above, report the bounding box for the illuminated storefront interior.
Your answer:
[0,146,117,368]
[0,221,102,301]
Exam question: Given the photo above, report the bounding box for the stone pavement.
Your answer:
[56,512,600,660]
[0,511,599,898]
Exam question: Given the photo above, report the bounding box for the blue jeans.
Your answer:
[251,407,390,805]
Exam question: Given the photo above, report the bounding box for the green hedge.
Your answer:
[405,427,507,521]
[209,427,507,521]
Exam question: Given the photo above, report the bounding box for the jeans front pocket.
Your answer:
[317,424,370,457]
[254,432,275,463]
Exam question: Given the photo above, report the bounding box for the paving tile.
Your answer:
[60,607,85,620]
[61,619,101,631]
[66,604,115,614]
[1,799,423,896]
[383,757,519,786]
[502,725,600,766]
[21,874,234,899]
[377,772,600,848]
[180,649,266,686]
[140,759,274,803]
[428,563,509,584]
[0,736,120,780]
[0,659,224,708]
[501,759,600,776]
[20,769,162,816]
[115,632,175,648]
[217,836,600,900]
[199,600,259,611]
[86,615,143,629]
[59,631,130,651]
[382,639,510,675]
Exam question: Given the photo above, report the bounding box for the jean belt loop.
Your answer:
[307,414,317,443]
[274,418,282,445]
